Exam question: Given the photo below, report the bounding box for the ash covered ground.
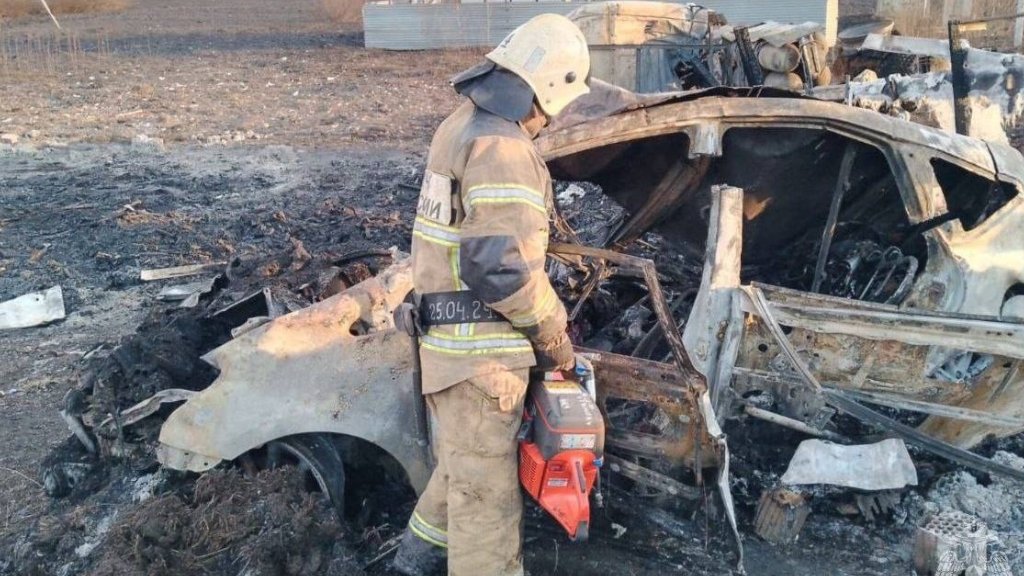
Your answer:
[2,1,1024,576]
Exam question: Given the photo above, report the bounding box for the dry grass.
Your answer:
[877,0,1020,49]
[320,0,364,26]
[0,0,133,20]
[0,0,131,74]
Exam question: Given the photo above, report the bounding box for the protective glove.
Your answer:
[532,331,575,372]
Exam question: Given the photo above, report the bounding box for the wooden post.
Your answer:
[754,487,811,544]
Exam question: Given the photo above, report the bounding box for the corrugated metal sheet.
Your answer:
[363,3,573,50]
[363,0,838,51]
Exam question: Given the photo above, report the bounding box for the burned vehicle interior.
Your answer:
[551,126,921,305]
[531,124,929,522]
[534,94,1024,515]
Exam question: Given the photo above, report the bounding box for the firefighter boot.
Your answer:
[392,530,446,576]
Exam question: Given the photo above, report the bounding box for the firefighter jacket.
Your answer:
[411,100,569,394]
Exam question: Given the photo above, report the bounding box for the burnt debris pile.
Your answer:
[90,468,363,576]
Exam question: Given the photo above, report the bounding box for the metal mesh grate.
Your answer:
[923,510,988,540]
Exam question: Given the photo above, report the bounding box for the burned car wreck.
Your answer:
[59,84,1024,568]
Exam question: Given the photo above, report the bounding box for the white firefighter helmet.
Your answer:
[485,13,590,117]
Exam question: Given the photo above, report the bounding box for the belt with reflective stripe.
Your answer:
[419,290,505,326]
[420,331,532,355]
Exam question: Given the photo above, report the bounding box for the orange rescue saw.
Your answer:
[518,364,605,541]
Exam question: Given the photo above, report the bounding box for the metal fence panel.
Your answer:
[363,0,838,50]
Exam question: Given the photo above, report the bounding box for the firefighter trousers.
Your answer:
[408,369,529,576]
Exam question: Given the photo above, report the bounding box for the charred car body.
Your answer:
[62,85,1024,562]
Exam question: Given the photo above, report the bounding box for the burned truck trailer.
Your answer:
[145,88,1024,559]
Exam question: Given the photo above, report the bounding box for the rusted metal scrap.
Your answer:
[743,283,1024,483]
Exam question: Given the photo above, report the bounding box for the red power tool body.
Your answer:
[518,368,605,541]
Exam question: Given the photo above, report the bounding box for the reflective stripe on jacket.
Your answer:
[411,101,568,394]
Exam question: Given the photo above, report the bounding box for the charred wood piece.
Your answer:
[734,27,764,86]
[754,487,810,544]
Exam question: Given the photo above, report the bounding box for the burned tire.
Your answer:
[266,433,346,520]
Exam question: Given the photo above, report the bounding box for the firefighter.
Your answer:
[392,13,591,576]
